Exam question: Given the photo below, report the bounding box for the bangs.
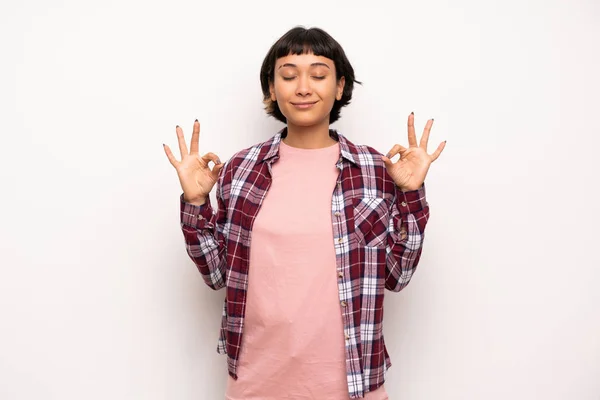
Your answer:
[272,28,338,60]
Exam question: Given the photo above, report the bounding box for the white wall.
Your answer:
[1,0,599,398]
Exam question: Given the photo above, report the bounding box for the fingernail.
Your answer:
[432,118,435,121]
[162,143,165,147]
[217,159,222,164]
[176,125,179,128]
[444,140,447,143]
[385,153,391,158]
[411,111,414,115]
[195,119,198,122]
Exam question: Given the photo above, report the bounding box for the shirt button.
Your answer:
[338,271,343,278]
[197,215,204,220]
[337,182,342,188]
[401,201,407,207]
[334,211,341,217]
[400,228,407,239]
[345,333,350,340]
[341,301,347,307]
[337,237,343,243]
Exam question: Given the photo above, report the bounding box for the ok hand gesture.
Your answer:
[163,120,224,205]
[381,113,446,191]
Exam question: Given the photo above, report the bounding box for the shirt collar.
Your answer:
[261,126,360,166]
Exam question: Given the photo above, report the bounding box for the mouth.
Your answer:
[291,101,318,109]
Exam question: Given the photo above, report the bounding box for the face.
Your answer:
[269,52,345,127]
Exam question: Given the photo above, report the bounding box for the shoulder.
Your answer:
[228,135,275,168]
[341,134,388,172]
[218,133,279,182]
[357,143,386,166]
[341,134,395,197]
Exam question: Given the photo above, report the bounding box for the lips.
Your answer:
[291,100,318,109]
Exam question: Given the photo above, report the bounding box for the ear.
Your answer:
[269,81,276,101]
[336,76,346,101]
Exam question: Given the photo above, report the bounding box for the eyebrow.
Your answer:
[277,62,331,70]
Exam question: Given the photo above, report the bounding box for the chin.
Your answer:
[284,113,328,127]
[288,119,318,127]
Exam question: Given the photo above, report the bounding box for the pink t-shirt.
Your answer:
[225,139,388,400]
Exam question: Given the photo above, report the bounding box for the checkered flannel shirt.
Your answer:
[180,128,429,398]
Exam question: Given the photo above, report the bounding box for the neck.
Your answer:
[282,118,337,149]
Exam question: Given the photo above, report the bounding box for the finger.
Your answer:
[190,119,200,155]
[210,162,225,179]
[201,152,222,166]
[419,119,434,150]
[407,112,418,147]
[381,155,393,169]
[176,125,189,158]
[385,144,408,160]
[163,144,179,168]
[430,141,446,162]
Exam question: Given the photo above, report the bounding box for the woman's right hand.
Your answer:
[163,120,224,205]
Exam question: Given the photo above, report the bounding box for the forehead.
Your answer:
[275,52,335,69]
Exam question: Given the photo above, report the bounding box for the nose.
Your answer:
[295,74,312,97]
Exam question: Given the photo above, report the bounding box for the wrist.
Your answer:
[184,194,208,206]
[396,183,424,192]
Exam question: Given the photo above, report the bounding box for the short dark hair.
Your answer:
[259,26,361,124]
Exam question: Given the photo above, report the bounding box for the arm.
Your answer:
[384,183,429,292]
[179,162,229,290]
[381,113,444,292]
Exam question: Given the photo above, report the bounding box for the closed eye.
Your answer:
[282,76,326,81]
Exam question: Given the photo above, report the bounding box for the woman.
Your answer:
[164,26,445,400]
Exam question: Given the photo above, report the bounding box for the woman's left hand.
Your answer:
[381,112,446,191]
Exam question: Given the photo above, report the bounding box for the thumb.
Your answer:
[212,162,225,178]
[381,155,393,169]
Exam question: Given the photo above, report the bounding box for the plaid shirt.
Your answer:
[179,128,429,399]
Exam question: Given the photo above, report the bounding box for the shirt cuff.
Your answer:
[395,183,428,216]
[180,193,214,229]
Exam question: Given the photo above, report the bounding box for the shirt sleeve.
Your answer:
[384,183,430,292]
[179,164,229,290]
